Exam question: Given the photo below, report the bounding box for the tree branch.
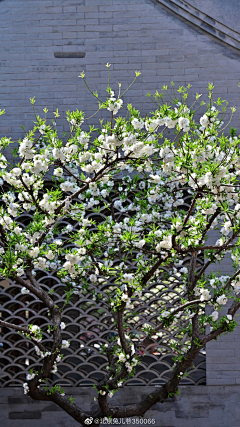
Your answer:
[25,270,54,310]
[28,384,99,426]
[0,320,47,353]
[141,254,173,286]
[150,299,202,335]
[117,309,128,353]
[202,292,240,346]
[0,319,29,333]
[182,192,200,226]
[224,268,240,290]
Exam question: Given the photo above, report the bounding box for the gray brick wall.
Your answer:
[1,386,240,427]
[1,0,240,151]
[1,0,240,393]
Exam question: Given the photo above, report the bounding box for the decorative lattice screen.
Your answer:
[0,187,206,387]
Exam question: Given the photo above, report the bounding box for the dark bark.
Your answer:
[12,274,54,310]
[28,385,99,426]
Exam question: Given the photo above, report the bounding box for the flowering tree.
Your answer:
[0,67,240,426]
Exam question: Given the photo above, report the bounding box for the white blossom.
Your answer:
[26,373,35,380]
[118,353,126,363]
[178,117,190,132]
[200,114,209,128]
[131,118,144,130]
[23,383,29,394]
[210,311,218,321]
[200,289,211,302]
[216,294,228,305]
[21,287,30,294]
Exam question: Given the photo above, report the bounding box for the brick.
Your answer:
[9,411,42,419]
[8,397,32,404]
[208,378,236,385]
